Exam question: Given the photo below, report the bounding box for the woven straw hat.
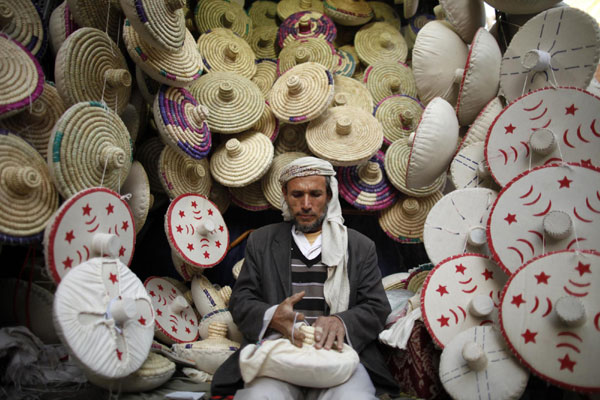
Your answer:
[306,105,383,166]
[274,123,311,155]
[337,150,399,211]
[0,34,44,120]
[194,0,252,40]
[261,151,308,209]
[252,101,280,142]
[249,1,279,27]
[369,1,401,31]
[277,0,325,21]
[323,0,373,26]
[484,0,561,15]
[135,65,160,104]
[47,101,132,199]
[374,94,424,145]
[249,26,280,59]
[252,58,278,98]
[210,131,274,187]
[171,249,201,281]
[66,0,123,43]
[439,0,485,44]
[0,131,58,244]
[406,264,433,292]
[450,142,499,190]
[119,0,186,52]
[232,258,244,279]
[158,145,212,199]
[188,71,265,134]
[329,75,373,114]
[49,1,79,56]
[268,62,334,124]
[1,0,46,58]
[197,28,257,79]
[278,11,337,48]
[277,37,338,75]
[135,137,166,194]
[123,20,203,87]
[403,0,418,18]
[378,192,443,243]
[456,96,503,154]
[230,181,271,211]
[121,102,141,143]
[355,22,407,65]
[363,61,417,106]
[122,161,151,235]
[333,49,356,78]
[209,181,232,214]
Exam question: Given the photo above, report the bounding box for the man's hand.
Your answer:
[313,316,345,351]
[269,291,306,347]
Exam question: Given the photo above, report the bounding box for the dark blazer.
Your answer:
[211,222,399,396]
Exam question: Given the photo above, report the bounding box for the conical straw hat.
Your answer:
[450,142,499,191]
[378,192,443,243]
[249,1,279,27]
[66,0,123,43]
[277,0,325,21]
[252,101,280,142]
[0,130,58,244]
[277,37,338,75]
[188,71,265,134]
[47,101,132,199]
[1,0,46,59]
[333,49,356,77]
[135,137,165,194]
[363,60,417,106]
[369,1,401,31]
[268,62,334,124]
[210,131,274,187]
[306,105,383,166]
[329,75,373,113]
[374,94,424,145]
[456,96,503,154]
[210,181,232,214]
[159,145,212,199]
[122,161,151,235]
[229,181,271,211]
[355,22,407,65]
[197,28,257,79]
[274,123,311,155]
[194,0,252,40]
[249,26,280,59]
[323,0,373,26]
[49,1,79,56]
[261,151,309,209]
[252,58,278,98]
[278,11,337,48]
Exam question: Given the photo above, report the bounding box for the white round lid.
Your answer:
[451,142,499,190]
[121,161,151,235]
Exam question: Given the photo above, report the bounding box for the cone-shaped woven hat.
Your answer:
[1,0,46,59]
[229,181,271,211]
[277,0,325,21]
[363,60,417,106]
[252,101,280,142]
[278,11,336,48]
[369,1,401,31]
[261,151,308,209]
[333,48,356,77]
[252,58,278,98]
[355,22,407,65]
[274,123,311,155]
[249,1,279,28]
[49,1,79,56]
[374,94,424,145]
[329,75,373,114]
[378,192,443,243]
[122,161,151,235]
[249,26,279,59]
[194,0,252,40]
[159,145,212,198]
[66,0,122,43]
[197,27,257,79]
[277,37,338,75]
[323,0,373,26]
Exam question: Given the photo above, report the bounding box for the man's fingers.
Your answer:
[323,328,337,350]
[295,312,305,321]
[287,291,305,305]
[335,326,344,351]
[291,329,305,348]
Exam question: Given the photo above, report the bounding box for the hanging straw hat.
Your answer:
[306,105,383,166]
[406,263,434,292]
[277,0,325,21]
[337,150,399,211]
[209,181,232,214]
[135,65,161,104]
[1,0,46,59]
[329,75,373,114]
[484,0,562,15]
[378,192,443,243]
[499,249,600,393]
[229,181,271,211]
[249,26,280,59]
[49,1,79,56]
[210,131,274,187]
[252,101,280,142]
[323,0,373,26]
[369,1,401,31]
[249,1,279,28]
[355,22,407,66]
[438,0,485,44]
[197,28,257,79]
[47,101,132,199]
[333,49,356,77]
[277,37,338,75]
[122,161,151,235]
[450,142,499,191]
[171,249,201,281]
[363,60,417,106]
[123,20,203,87]
[456,96,503,154]
[0,34,44,120]
[158,145,212,199]
[403,0,418,18]
[274,123,311,155]
[252,58,278,98]
[66,0,123,43]
[261,151,309,209]
[268,62,334,124]
[0,131,58,244]
[374,94,424,145]
[135,137,166,194]
[188,71,265,134]
[194,0,252,40]
[278,11,337,48]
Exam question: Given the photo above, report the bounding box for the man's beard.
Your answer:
[292,204,328,233]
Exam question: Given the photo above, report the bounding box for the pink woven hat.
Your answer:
[49,1,79,56]
[277,11,336,48]
[499,249,600,392]
[0,0,46,59]
[487,163,600,275]
[438,0,485,44]
[450,142,500,191]
[485,87,600,188]
[484,0,561,14]
[456,97,504,154]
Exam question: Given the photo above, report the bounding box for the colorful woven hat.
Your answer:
[66,0,123,43]
[194,0,252,40]
[363,61,417,106]
[499,249,600,392]
[188,71,265,134]
[197,28,257,79]
[278,11,336,48]
[439,0,485,44]
[487,163,600,275]
[268,62,334,124]
[306,105,383,166]
[135,137,165,194]
[49,1,79,56]
[450,142,499,191]
[47,101,132,199]
[329,75,373,114]
[135,65,160,104]
[374,94,424,145]
[323,0,373,26]
[252,58,278,97]
[332,49,356,78]
[378,192,443,243]
[252,101,280,142]
[485,87,600,188]
[277,0,325,21]
[355,22,407,66]
[277,37,338,75]
[274,123,311,155]
[121,161,151,235]
[209,181,232,214]
[337,150,399,211]
[209,131,274,187]
[456,96,503,153]
[1,0,46,59]
[158,145,212,199]
[171,249,201,281]
[249,26,279,59]
[229,181,271,211]
[123,20,203,87]
[249,1,279,27]
[484,0,562,14]
[261,151,308,209]
[369,1,401,31]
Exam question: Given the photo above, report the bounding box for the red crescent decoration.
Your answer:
[523,192,541,206]
[76,250,82,264]
[528,230,544,241]
[563,286,588,297]
[193,210,202,214]
[459,278,473,285]
[511,145,519,162]
[594,313,600,331]
[523,99,543,112]
[200,238,209,242]
[508,246,525,263]
[193,216,203,220]
[84,245,90,259]
[479,320,494,325]
[586,197,600,213]
[533,200,552,216]
[87,223,100,233]
[542,298,552,317]
[114,224,119,236]
[530,107,548,120]
[568,279,591,288]
[458,306,466,319]
[500,149,508,165]
[185,225,189,234]
[521,141,531,158]
[85,216,97,225]
[567,238,586,249]
[556,343,581,353]
[450,309,459,324]
[576,125,590,143]
[520,185,534,199]
[558,331,583,342]
[531,296,540,313]
[574,207,593,223]
[544,157,563,165]
[597,190,600,202]
[517,238,535,255]
[190,225,195,235]
[591,119,600,137]
[462,285,478,294]
[563,129,575,149]
[532,119,552,131]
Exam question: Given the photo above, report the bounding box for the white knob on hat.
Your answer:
[543,210,573,240]
[197,219,216,236]
[476,159,491,179]
[521,49,552,72]
[556,296,586,328]
[466,226,487,247]
[109,296,137,325]
[529,128,557,156]
[171,295,190,314]
[468,294,494,318]
[462,341,488,372]
[92,233,120,258]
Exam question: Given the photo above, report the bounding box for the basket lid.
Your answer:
[0,0,46,58]
[194,0,252,40]
[369,1,401,31]
[197,27,257,79]
[252,101,280,142]
[323,0,373,26]
[456,96,503,154]
[374,94,424,145]
[135,137,166,194]
[249,26,279,59]
[252,58,278,98]
[277,37,338,76]
[248,1,279,28]
[363,60,417,106]
[278,11,336,48]
[333,49,356,77]
[261,151,309,209]
[66,0,122,43]
[229,181,271,211]
[378,192,443,243]
[158,145,212,199]
[450,142,500,190]
[49,1,79,56]
[355,22,407,65]
[439,0,485,44]
[121,161,151,235]
[274,123,311,155]
[277,0,325,21]
[484,0,562,15]
[329,75,374,114]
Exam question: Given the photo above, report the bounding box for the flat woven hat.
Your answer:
[0,131,58,244]
[337,150,399,211]
[274,123,311,155]
[484,0,562,15]
[374,94,424,145]
[252,101,280,142]
[355,22,408,66]
[457,96,503,153]
[332,49,356,78]
[378,192,443,243]
[197,28,257,79]
[66,0,123,43]
[277,0,325,21]
[122,161,151,235]
[439,0,485,44]
[323,0,373,26]
[209,131,274,187]
[209,182,232,214]
[158,144,212,199]
[277,37,338,76]
[485,87,600,188]
[194,0,252,40]
[330,75,373,114]
[363,61,417,106]
[135,65,160,104]
[1,0,46,58]
[229,181,271,211]
[499,249,600,392]
[369,1,401,31]
[450,142,499,190]
[123,20,203,87]
[47,101,132,199]
[268,62,334,124]
[49,1,79,56]
[278,11,336,48]
[252,58,278,97]
[249,26,279,59]
[135,137,165,194]
[188,71,265,134]
[306,105,383,166]
[248,1,278,28]
[261,151,308,209]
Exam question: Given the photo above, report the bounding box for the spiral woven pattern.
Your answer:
[249,26,279,59]
[159,145,211,198]
[49,1,79,56]
[370,1,401,30]
[252,101,280,142]
[277,0,324,21]
[374,94,424,145]
[197,28,257,79]
[363,60,417,105]
[229,181,270,211]
[278,11,336,48]
[48,101,132,199]
[188,71,265,134]
[135,65,160,104]
[194,0,252,40]
[249,1,278,27]
[135,137,165,193]
[209,130,274,187]
[154,85,212,160]
[123,20,203,87]
[355,22,407,66]
[333,49,356,77]
[277,38,338,75]
[323,0,373,26]
[269,62,334,124]
[378,192,443,243]
[261,151,308,209]
[66,0,122,43]
[0,130,58,243]
[330,75,373,113]
[274,123,310,155]
[1,0,46,58]
[252,58,278,98]
[306,105,383,166]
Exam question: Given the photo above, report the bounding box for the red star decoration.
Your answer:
[190,320,195,326]
[504,213,517,225]
[208,208,214,216]
[118,246,126,257]
[436,285,449,296]
[176,225,183,233]
[63,257,73,269]
[437,315,450,327]
[106,203,114,215]
[455,264,466,274]
[558,176,572,188]
[504,124,516,134]
[116,349,123,361]
[482,269,494,281]
[121,221,129,231]
[581,159,593,167]
[215,240,221,248]
[187,243,194,251]
[203,251,210,259]
[522,329,538,344]
[157,284,164,291]
[149,290,156,297]
[138,316,146,325]
[511,294,526,308]
[108,273,118,284]
[171,325,178,333]
[156,309,162,316]
[82,203,92,216]
[185,327,191,334]
[565,104,578,116]
[534,271,550,284]
[558,354,576,372]
[64,230,75,244]
[179,210,185,218]
[191,201,197,208]
[219,225,224,232]
[575,262,591,276]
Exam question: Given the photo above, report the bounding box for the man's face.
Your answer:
[283,175,331,233]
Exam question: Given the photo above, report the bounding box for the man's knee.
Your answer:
[234,377,303,400]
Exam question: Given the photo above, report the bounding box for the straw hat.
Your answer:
[252,101,280,142]
[484,0,562,14]
[0,34,44,120]
[450,142,499,191]
[229,181,271,211]
[1,0,46,58]
[486,87,600,188]
[369,1,401,31]
[249,1,279,28]
[277,0,325,21]
[122,161,151,235]
[323,0,373,26]
[188,71,265,134]
[439,0,485,44]
[47,101,132,199]
[406,264,434,292]
[66,0,123,43]
[274,123,311,155]
[0,131,58,244]
[49,1,79,56]
[197,28,257,79]
[278,11,337,48]
[135,65,161,104]
[123,20,203,87]
[374,94,424,145]
[329,75,374,114]
[306,105,383,166]
[487,163,600,275]
[332,49,356,77]
[378,192,443,243]
[135,137,166,194]
[210,131,274,187]
[363,60,417,106]
[194,0,252,40]
[119,0,186,52]
[355,22,407,66]
[277,37,338,75]
[209,181,232,214]
[268,62,334,124]
[381,272,408,291]
[158,145,212,199]
[232,258,244,279]
[261,151,308,209]
[456,96,503,154]
[252,58,278,97]
[499,249,599,393]
[403,0,418,18]
[171,249,201,281]
[337,150,399,211]
[249,26,280,59]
